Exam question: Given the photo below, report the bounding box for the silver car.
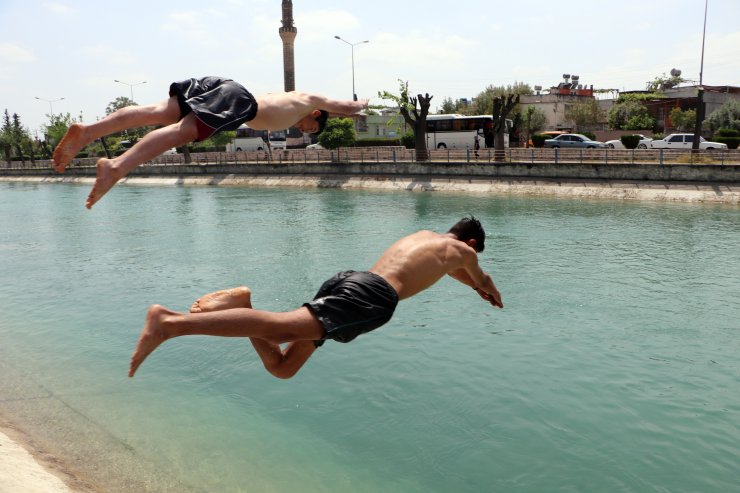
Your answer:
[544,134,606,149]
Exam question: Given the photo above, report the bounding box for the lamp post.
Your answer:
[692,0,708,151]
[334,36,369,101]
[114,79,147,102]
[34,96,65,116]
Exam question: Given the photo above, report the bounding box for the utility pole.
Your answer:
[692,0,708,151]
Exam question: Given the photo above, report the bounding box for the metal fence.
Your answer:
[2,146,739,170]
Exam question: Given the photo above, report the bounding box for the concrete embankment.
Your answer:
[1,160,739,203]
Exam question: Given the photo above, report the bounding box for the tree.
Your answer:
[317,118,356,149]
[704,99,740,133]
[10,113,33,164]
[607,95,656,130]
[465,82,532,116]
[521,106,547,147]
[668,108,697,132]
[565,99,604,131]
[438,97,457,114]
[378,80,433,162]
[44,113,77,148]
[491,94,519,161]
[0,110,12,163]
[646,72,685,92]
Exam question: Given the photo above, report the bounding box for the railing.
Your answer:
[1,147,738,170]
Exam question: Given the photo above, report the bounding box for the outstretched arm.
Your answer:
[308,94,368,117]
[447,244,503,308]
[249,338,316,379]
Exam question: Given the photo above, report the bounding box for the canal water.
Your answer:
[1,182,739,492]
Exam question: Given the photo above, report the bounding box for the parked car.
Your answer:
[163,148,178,155]
[605,134,653,149]
[544,134,606,149]
[306,143,324,150]
[649,133,728,150]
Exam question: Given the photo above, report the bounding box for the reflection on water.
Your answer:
[1,182,739,493]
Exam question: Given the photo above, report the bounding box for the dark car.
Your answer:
[544,133,606,149]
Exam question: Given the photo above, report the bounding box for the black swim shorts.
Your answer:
[169,76,258,142]
[305,271,399,347]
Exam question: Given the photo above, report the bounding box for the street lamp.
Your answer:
[692,0,708,151]
[34,96,65,115]
[334,36,369,101]
[114,79,147,102]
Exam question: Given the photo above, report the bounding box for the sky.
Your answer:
[1,0,739,135]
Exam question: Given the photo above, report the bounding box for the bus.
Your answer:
[226,125,288,152]
[425,114,512,149]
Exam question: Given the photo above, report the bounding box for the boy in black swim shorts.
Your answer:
[52,76,367,209]
[304,270,399,347]
[130,217,504,379]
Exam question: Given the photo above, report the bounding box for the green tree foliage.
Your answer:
[6,113,35,163]
[317,118,356,149]
[44,113,78,147]
[646,72,685,92]
[668,108,697,132]
[704,99,740,133]
[464,82,532,116]
[565,99,604,130]
[438,97,457,114]
[607,95,656,130]
[520,106,547,146]
[0,110,12,162]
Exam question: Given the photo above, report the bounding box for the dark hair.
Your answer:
[313,110,329,135]
[448,216,485,252]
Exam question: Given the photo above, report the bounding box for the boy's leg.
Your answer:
[190,287,318,379]
[53,96,182,172]
[129,302,323,377]
[85,112,199,209]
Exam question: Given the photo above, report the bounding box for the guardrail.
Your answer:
[1,147,739,170]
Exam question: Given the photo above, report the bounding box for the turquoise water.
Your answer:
[1,181,739,493]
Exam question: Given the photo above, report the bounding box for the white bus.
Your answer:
[425,114,512,149]
[226,125,288,152]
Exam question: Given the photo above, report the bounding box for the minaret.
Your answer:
[279,0,297,92]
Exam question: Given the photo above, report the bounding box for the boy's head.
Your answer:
[295,110,329,135]
[448,216,486,252]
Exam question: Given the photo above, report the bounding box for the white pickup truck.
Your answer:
[649,133,727,150]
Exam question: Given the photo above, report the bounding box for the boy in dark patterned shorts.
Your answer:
[52,76,367,209]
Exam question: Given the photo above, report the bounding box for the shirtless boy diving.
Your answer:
[52,76,367,209]
[129,217,503,379]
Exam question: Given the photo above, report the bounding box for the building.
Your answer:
[622,85,740,133]
[354,109,405,141]
[519,75,601,132]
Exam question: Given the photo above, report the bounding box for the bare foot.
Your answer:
[52,124,89,173]
[190,287,252,313]
[86,158,122,209]
[129,304,176,377]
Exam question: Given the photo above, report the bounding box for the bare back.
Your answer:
[369,230,484,300]
[250,92,366,131]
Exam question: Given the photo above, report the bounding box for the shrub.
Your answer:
[620,135,641,149]
[401,130,415,149]
[531,134,549,148]
[714,128,740,149]
[581,131,596,140]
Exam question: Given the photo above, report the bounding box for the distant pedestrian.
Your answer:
[474,136,480,158]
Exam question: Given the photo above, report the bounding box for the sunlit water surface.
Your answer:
[1,182,739,492]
